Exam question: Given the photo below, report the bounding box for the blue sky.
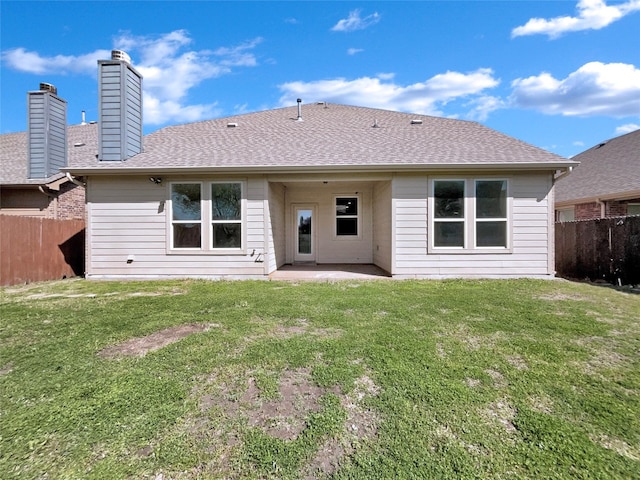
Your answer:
[1,0,639,158]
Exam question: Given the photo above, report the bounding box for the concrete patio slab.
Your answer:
[269,264,391,281]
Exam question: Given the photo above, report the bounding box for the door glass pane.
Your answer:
[297,209,312,254]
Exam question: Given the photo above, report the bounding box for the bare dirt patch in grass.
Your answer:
[482,398,517,434]
[505,354,528,370]
[591,434,640,461]
[192,364,380,478]
[97,323,218,358]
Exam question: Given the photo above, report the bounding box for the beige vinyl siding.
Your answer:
[392,173,554,278]
[392,176,428,276]
[372,180,392,273]
[86,175,266,279]
[267,182,286,272]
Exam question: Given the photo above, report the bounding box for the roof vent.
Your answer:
[296,98,303,121]
[227,122,238,128]
[111,50,131,64]
[39,82,57,95]
[410,119,423,125]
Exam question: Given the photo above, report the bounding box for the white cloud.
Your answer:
[1,30,262,126]
[512,0,640,39]
[331,10,381,32]
[510,62,640,117]
[615,123,640,134]
[144,93,222,125]
[347,48,364,56]
[278,69,500,118]
[1,47,111,74]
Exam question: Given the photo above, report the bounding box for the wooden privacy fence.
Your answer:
[0,215,85,286]
[555,216,640,286]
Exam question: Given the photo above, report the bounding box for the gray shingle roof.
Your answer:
[2,104,575,181]
[555,129,640,204]
[0,123,98,185]
[64,104,573,173]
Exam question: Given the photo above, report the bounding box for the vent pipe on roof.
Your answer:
[81,110,86,125]
[296,98,303,122]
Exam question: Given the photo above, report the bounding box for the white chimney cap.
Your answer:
[39,82,57,95]
[111,50,131,64]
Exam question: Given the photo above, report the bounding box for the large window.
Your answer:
[170,181,243,252]
[431,178,509,251]
[335,197,359,236]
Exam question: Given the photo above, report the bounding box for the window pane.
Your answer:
[435,181,464,218]
[172,184,201,220]
[212,223,241,248]
[477,221,507,247]
[434,222,464,247]
[628,204,640,216]
[212,183,241,220]
[297,210,312,254]
[173,223,201,248]
[476,180,506,218]
[337,218,358,236]
[336,198,358,216]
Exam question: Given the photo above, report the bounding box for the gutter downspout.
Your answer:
[66,172,86,187]
[596,198,605,218]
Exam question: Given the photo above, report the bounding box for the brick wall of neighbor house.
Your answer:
[606,200,628,218]
[55,183,85,220]
[575,199,640,220]
[575,202,602,220]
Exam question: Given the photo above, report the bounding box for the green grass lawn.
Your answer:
[1,278,639,479]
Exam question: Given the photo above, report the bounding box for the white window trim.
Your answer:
[168,180,246,255]
[428,177,512,254]
[334,194,361,239]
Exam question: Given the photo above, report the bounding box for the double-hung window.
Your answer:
[170,181,244,252]
[431,178,509,251]
[335,196,359,236]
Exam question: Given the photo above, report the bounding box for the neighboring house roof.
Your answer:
[64,103,575,175]
[555,129,640,205]
[0,123,98,187]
